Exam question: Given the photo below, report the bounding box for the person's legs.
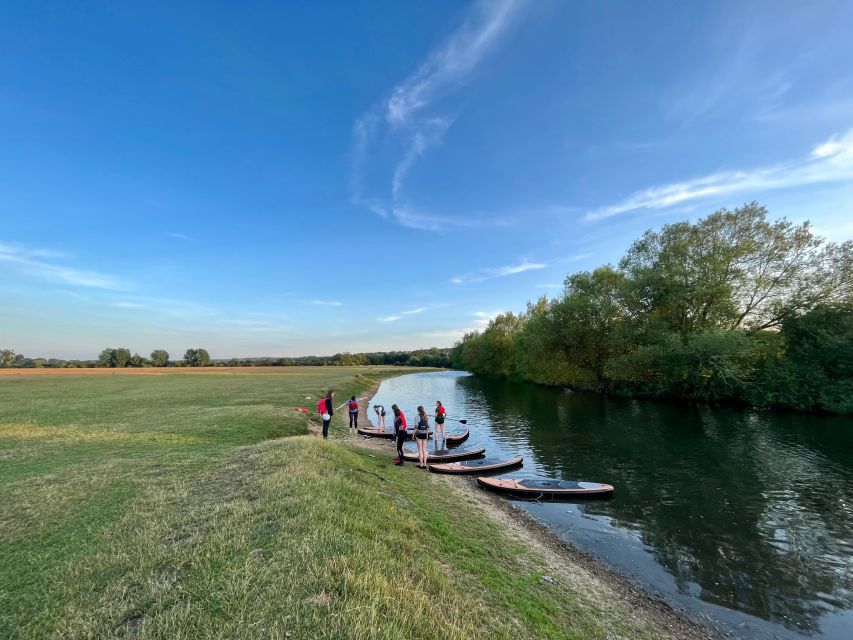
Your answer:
[353,412,358,429]
[322,419,330,439]
[396,431,406,463]
[418,437,427,467]
[349,412,355,429]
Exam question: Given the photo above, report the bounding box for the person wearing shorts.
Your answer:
[414,406,430,468]
[373,404,387,430]
[433,400,447,447]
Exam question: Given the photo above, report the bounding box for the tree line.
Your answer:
[0,347,452,369]
[452,203,852,413]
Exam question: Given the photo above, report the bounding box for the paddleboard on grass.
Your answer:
[402,446,486,463]
[429,455,522,474]
[476,477,614,498]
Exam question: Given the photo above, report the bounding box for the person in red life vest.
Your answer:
[391,404,407,465]
[432,400,447,447]
[338,395,363,432]
[316,390,335,439]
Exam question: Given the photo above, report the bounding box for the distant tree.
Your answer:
[98,348,116,368]
[0,349,15,368]
[183,348,211,367]
[32,358,47,368]
[114,348,131,368]
[129,353,146,367]
[150,350,169,367]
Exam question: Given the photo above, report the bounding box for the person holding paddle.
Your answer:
[392,404,407,465]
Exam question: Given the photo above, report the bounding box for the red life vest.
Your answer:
[348,400,358,411]
[398,410,407,430]
[317,398,327,415]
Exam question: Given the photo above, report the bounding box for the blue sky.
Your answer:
[2,0,852,359]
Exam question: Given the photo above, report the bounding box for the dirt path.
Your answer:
[323,384,723,640]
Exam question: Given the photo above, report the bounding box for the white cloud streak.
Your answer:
[351,0,525,230]
[0,242,124,290]
[378,305,434,323]
[307,300,344,307]
[451,260,545,284]
[586,128,853,221]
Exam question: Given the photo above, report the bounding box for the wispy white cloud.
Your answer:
[109,301,146,309]
[307,300,344,307]
[585,128,853,221]
[351,0,525,229]
[0,242,124,290]
[451,260,545,284]
[536,283,561,289]
[167,232,192,241]
[377,305,436,323]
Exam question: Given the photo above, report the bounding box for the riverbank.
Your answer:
[2,367,717,639]
[336,387,719,640]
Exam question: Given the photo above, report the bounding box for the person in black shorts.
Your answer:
[373,404,387,431]
[414,406,430,468]
[392,404,407,465]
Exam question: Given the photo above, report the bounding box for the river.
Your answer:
[369,370,853,640]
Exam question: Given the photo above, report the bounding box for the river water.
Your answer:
[368,371,853,640]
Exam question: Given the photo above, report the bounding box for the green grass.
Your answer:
[1,368,659,639]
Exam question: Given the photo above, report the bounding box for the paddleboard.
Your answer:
[429,455,522,474]
[476,477,614,498]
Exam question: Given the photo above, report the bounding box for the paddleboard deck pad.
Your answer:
[403,446,486,462]
[476,477,614,498]
[444,430,470,446]
[429,455,522,474]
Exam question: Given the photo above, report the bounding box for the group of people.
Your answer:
[315,390,448,468]
[375,400,447,468]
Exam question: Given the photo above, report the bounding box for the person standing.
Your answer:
[414,406,430,468]
[338,395,362,432]
[317,390,334,439]
[433,400,447,447]
[392,404,407,465]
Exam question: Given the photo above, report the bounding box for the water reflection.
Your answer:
[370,371,853,639]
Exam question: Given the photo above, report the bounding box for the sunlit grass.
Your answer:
[0,368,658,639]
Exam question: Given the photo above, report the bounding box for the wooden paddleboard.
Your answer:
[402,446,486,463]
[444,429,470,446]
[356,428,431,439]
[476,477,614,498]
[429,455,522,474]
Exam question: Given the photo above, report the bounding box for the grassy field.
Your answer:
[1,367,664,639]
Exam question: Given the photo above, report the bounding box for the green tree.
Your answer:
[150,350,169,367]
[183,348,211,367]
[114,348,131,368]
[98,348,116,368]
[0,349,15,368]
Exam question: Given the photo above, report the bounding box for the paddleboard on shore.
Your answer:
[429,455,522,474]
[476,477,614,498]
[357,427,431,439]
[403,446,486,463]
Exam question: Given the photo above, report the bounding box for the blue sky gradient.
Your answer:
[2,0,852,359]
